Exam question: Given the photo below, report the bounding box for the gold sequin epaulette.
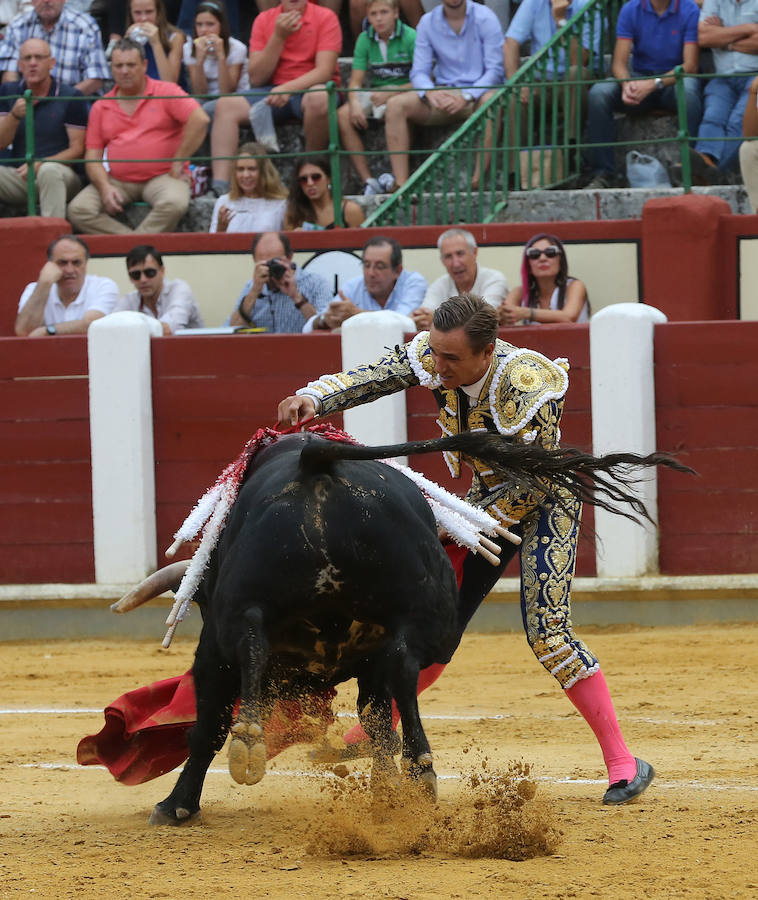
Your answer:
[489,349,569,436]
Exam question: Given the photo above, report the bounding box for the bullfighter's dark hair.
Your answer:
[432,293,498,353]
[126,244,163,269]
[251,232,292,258]
[47,235,90,260]
[111,37,147,60]
[362,235,402,269]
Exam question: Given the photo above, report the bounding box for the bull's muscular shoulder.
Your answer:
[490,341,569,437]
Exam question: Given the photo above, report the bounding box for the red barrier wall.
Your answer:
[655,321,758,574]
[151,333,342,563]
[0,336,93,582]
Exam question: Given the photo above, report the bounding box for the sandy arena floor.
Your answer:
[1,623,757,899]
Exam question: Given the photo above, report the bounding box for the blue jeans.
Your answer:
[586,74,702,176]
[695,73,752,170]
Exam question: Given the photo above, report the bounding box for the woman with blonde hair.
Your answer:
[209,143,288,233]
[500,232,590,325]
[126,0,187,86]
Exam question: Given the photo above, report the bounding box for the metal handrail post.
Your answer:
[326,81,343,227]
[23,89,36,216]
[674,65,692,193]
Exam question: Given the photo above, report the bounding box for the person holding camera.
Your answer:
[225,231,332,333]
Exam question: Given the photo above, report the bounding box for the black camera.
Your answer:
[267,258,295,280]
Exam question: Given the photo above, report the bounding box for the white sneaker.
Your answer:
[377,173,396,193]
[363,178,382,196]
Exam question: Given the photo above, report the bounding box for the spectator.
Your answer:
[0,38,87,217]
[226,230,332,332]
[177,0,240,41]
[410,228,508,329]
[284,156,365,230]
[739,74,758,209]
[0,0,109,95]
[113,243,204,333]
[504,0,591,158]
[585,0,701,189]
[210,141,288,232]
[418,0,510,31]
[338,0,415,195]
[14,234,118,336]
[307,235,428,330]
[208,0,342,196]
[349,0,423,43]
[184,0,249,117]
[686,0,758,183]
[500,233,589,325]
[126,0,187,87]
[384,0,504,189]
[67,38,209,235]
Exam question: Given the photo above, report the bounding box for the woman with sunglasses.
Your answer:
[284,157,365,231]
[501,233,590,326]
[209,143,288,233]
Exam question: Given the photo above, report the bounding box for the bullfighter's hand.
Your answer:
[278,394,316,427]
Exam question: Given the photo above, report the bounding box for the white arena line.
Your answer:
[17,762,758,792]
[0,708,722,727]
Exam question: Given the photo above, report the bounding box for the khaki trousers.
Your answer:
[739,140,758,212]
[67,172,190,235]
[0,162,81,218]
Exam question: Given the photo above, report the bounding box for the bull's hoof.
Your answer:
[228,721,266,786]
[148,803,202,827]
[402,753,438,801]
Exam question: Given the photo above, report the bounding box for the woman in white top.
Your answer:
[183,0,249,116]
[500,233,590,326]
[209,142,289,233]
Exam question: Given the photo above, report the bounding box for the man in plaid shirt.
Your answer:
[0,0,108,95]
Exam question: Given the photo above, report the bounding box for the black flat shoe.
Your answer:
[602,758,655,805]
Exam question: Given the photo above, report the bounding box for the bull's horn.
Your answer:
[110,560,190,613]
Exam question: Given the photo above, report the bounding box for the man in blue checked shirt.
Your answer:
[384,0,504,189]
[0,0,108,95]
[304,235,428,331]
[226,231,333,334]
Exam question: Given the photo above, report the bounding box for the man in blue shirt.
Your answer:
[226,231,332,334]
[0,37,87,217]
[383,0,504,189]
[585,0,702,188]
[306,235,428,331]
[689,0,758,182]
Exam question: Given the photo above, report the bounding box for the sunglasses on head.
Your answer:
[128,267,159,280]
[526,246,560,260]
[298,171,323,185]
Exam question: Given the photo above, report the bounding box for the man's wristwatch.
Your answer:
[46,324,56,335]
[294,294,307,310]
[654,77,664,91]
[462,90,474,102]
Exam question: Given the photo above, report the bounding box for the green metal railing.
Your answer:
[1,33,747,227]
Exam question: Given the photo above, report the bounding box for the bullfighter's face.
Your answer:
[428,325,494,390]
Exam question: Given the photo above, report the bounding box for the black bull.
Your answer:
[149,430,692,825]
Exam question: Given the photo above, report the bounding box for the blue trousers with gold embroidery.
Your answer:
[456,496,598,689]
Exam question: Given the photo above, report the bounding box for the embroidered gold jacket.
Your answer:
[297,333,570,523]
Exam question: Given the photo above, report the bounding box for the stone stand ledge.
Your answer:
[0,575,756,640]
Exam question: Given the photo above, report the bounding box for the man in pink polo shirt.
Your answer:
[67,38,210,235]
[208,0,341,195]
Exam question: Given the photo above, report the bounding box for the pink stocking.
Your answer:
[565,669,637,785]
[343,663,447,744]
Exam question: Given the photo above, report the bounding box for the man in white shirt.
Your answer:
[113,244,204,335]
[15,234,118,336]
[410,228,508,330]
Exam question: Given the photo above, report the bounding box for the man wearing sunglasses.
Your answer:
[113,244,204,334]
[15,234,119,336]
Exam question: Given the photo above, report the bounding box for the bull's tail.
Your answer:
[299,432,695,525]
